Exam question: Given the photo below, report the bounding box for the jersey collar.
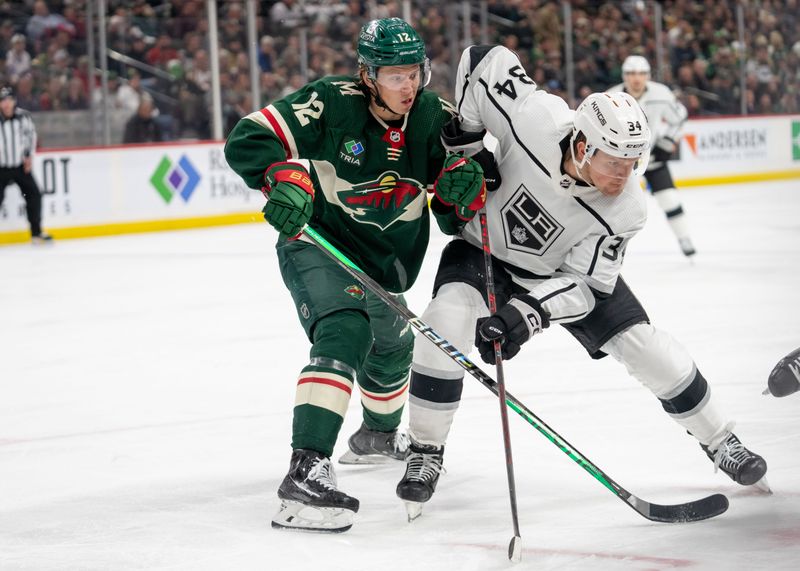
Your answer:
[369,106,408,132]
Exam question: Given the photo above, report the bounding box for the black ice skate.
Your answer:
[338,423,409,465]
[31,232,54,245]
[702,433,769,490]
[396,441,445,522]
[272,449,359,533]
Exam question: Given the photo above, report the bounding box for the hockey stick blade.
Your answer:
[508,535,522,563]
[626,491,729,523]
[302,227,730,524]
[502,381,730,524]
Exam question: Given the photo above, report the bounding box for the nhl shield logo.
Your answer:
[501,184,564,255]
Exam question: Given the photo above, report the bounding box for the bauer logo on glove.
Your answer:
[262,162,315,239]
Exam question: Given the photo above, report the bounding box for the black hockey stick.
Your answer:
[479,211,522,561]
[302,226,729,524]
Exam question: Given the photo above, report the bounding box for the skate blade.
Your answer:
[752,477,772,494]
[271,500,355,533]
[404,501,424,522]
[338,449,402,465]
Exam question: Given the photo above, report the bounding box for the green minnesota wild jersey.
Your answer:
[224,76,457,293]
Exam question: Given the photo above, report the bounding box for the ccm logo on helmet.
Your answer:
[591,100,607,126]
[626,142,645,148]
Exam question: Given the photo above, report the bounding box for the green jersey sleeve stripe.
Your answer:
[246,105,298,159]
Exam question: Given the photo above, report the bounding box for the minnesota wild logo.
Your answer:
[338,171,424,230]
[344,284,365,300]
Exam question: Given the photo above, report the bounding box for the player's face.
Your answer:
[623,72,648,97]
[586,150,638,196]
[374,64,421,114]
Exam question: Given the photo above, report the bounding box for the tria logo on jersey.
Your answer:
[339,138,365,167]
[337,171,423,230]
[502,185,564,255]
[150,154,201,204]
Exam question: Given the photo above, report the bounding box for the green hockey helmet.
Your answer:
[357,18,430,89]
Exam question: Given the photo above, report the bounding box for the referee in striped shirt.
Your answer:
[0,86,52,243]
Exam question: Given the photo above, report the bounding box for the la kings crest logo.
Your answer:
[502,184,563,255]
[338,171,424,230]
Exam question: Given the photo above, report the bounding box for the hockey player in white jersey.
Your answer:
[608,55,695,257]
[396,45,767,518]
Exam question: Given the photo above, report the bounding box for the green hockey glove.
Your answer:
[262,162,315,239]
[433,154,486,220]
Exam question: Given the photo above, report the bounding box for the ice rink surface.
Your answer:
[2,180,799,570]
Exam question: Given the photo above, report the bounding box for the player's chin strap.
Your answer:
[569,128,593,184]
[300,224,729,525]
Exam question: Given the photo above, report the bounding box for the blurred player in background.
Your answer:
[608,55,695,257]
[224,18,484,532]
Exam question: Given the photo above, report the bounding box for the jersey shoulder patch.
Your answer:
[309,75,363,100]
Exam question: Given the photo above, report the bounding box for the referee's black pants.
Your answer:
[0,166,43,236]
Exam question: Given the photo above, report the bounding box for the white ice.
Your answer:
[1,180,799,570]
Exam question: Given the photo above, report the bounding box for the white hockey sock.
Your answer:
[407,282,488,446]
[602,324,730,448]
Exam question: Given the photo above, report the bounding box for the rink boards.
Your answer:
[0,114,798,245]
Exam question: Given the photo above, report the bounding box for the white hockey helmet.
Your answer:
[622,55,651,75]
[571,92,651,178]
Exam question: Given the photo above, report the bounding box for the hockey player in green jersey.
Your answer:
[224,18,486,533]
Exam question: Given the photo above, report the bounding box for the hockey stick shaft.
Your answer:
[301,227,619,491]
[479,211,522,552]
[302,226,728,523]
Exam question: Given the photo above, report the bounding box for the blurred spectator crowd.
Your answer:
[0,0,797,145]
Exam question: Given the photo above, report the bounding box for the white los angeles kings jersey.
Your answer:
[455,46,647,324]
[607,80,687,154]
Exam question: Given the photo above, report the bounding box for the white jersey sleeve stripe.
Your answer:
[586,236,605,276]
[574,196,614,234]
[476,78,551,177]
